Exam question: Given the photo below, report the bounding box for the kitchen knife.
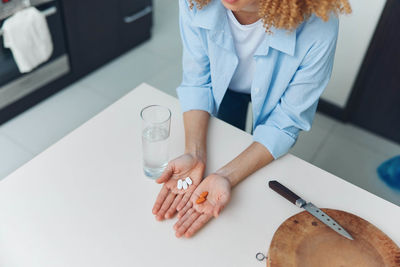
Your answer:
[268,180,354,240]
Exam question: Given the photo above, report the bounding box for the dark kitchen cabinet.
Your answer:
[0,0,152,124]
[117,0,153,54]
[346,0,400,144]
[61,0,152,78]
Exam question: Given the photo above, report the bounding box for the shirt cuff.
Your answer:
[176,86,214,114]
[253,125,296,159]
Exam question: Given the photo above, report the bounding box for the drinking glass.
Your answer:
[140,105,171,179]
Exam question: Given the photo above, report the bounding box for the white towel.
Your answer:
[2,7,53,73]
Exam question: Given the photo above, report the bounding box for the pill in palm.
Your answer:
[200,191,208,198]
[196,197,206,204]
[185,177,193,185]
[182,180,188,190]
[196,191,209,204]
[177,179,183,190]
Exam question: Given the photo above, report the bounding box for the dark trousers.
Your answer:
[217,89,251,131]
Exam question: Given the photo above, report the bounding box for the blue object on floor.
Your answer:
[377,155,400,190]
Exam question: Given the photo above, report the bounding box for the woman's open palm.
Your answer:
[174,174,231,238]
[152,153,205,220]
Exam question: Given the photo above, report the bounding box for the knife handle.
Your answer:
[269,180,303,206]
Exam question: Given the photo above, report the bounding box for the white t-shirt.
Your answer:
[226,9,266,94]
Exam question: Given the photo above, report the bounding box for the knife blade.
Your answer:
[268,180,354,240]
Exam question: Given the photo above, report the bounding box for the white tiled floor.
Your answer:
[1,0,400,207]
[79,46,172,101]
[0,133,34,178]
[0,84,111,155]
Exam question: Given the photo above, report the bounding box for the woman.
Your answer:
[152,0,351,238]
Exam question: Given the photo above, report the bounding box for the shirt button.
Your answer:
[254,87,260,94]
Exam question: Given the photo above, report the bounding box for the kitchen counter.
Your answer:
[0,83,399,267]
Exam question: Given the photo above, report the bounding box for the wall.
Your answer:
[321,0,386,108]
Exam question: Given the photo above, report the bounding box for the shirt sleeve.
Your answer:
[253,27,339,159]
[176,0,215,114]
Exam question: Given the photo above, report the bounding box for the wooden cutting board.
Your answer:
[267,209,400,267]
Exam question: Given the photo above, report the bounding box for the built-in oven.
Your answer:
[0,0,70,111]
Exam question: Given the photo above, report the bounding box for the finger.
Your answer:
[156,193,176,221]
[174,208,195,230]
[176,211,201,238]
[152,186,169,215]
[165,194,183,219]
[185,213,213,238]
[177,191,192,211]
[156,163,174,184]
[177,200,193,219]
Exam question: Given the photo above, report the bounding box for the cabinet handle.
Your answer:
[124,6,152,24]
[41,6,57,17]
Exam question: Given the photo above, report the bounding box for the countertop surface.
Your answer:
[0,83,399,267]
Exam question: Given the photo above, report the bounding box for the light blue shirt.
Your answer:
[176,0,339,159]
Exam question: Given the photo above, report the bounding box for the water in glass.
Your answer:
[142,126,169,178]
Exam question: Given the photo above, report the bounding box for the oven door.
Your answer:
[0,0,70,110]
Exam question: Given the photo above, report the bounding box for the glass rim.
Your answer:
[140,105,171,124]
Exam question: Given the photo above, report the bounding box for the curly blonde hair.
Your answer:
[189,0,351,32]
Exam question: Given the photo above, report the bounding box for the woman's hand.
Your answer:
[152,153,205,220]
[173,173,231,238]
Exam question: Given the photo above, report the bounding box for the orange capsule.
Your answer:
[200,191,209,198]
[196,197,206,204]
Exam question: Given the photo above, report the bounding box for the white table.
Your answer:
[0,83,399,267]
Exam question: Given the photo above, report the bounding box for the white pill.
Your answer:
[182,180,188,190]
[185,177,193,185]
[177,179,183,190]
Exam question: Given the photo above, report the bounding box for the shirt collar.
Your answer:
[191,0,225,32]
[191,0,297,57]
[255,27,297,57]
